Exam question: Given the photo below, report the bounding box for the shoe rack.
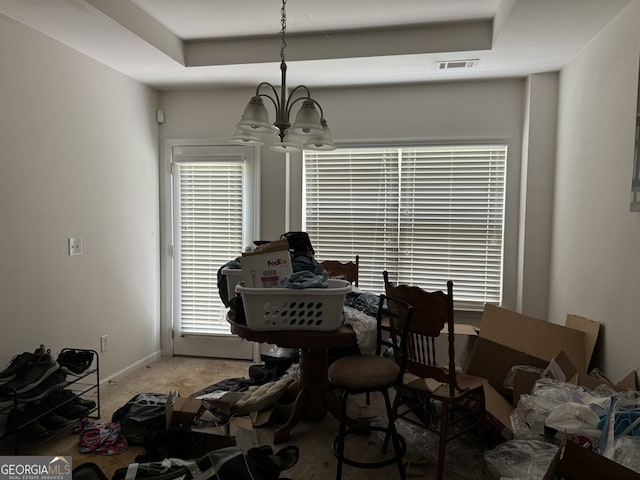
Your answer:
[0,348,101,455]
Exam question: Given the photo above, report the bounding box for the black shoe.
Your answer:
[17,370,67,402]
[42,388,76,406]
[6,408,49,439]
[56,402,90,420]
[24,404,69,430]
[38,412,69,430]
[0,345,47,383]
[75,397,97,410]
[2,348,60,394]
[41,389,91,419]
[57,350,94,376]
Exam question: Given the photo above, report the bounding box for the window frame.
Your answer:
[163,141,259,356]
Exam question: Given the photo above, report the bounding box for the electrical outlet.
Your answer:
[68,237,82,256]
[100,335,109,352]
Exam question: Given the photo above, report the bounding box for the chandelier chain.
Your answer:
[280,0,287,63]
[232,0,334,151]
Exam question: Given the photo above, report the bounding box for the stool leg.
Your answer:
[335,389,350,480]
[382,385,402,454]
[381,389,406,480]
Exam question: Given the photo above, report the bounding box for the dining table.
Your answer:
[226,312,362,443]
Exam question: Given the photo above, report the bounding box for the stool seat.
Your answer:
[329,356,399,390]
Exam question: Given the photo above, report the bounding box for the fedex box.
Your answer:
[240,240,293,288]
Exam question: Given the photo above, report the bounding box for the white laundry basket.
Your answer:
[222,268,244,304]
[235,279,351,331]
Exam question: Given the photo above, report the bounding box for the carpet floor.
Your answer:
[7,356,493,479]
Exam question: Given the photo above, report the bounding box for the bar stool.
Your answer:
[328,294,414,480]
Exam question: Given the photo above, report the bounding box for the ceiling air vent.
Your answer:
[436,59,479,70]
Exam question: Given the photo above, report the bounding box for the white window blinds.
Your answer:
[304,148,400,289]
[304,145,507,311]
[175,159,244,334]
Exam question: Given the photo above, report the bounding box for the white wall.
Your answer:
[517,73,559,320]
[0,15,161,380]
[549,0,640,380]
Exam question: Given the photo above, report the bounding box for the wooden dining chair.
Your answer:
[320,255,359,286]
[382,271,486,480]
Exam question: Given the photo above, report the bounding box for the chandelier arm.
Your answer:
[255,82,281,111]
[285,94,325,122]
[284,85,312,114]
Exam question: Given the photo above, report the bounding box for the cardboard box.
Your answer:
[240,239,293,288]
[464,305,600,437]
[576,369,638,392]
[543,440,640,480]
[167,390,250,427]
[565,314,600,371]
[166,392,203,430]
[197,390,246,414]
[510,350,580,407]
[165,392,237,454]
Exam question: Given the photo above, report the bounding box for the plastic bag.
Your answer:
[544,402,602,438]
[510,394,549,440]
[596,395,617,458]
[529,378,579,411]
[484,439,558,480]
[613,435,640,473]
[597,397,640,460]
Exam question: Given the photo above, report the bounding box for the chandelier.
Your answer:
[230,0,335,152]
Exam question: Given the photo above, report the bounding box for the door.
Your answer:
[171,143,258,359]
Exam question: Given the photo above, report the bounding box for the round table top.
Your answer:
[227,314,357,350]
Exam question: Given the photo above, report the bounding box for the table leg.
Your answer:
[274,348,328,443]
[273,347,365,444]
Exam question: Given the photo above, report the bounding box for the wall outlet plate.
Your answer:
[100,335,108,352]
[69,237,82,256]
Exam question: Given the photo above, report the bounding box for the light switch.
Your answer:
[68,237,82,256]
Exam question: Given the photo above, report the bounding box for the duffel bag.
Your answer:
[112,445,299,480]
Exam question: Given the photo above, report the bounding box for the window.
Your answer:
[304,144,507,311]
[172,144,257,336]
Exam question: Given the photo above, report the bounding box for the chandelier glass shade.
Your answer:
[230,0,335,152]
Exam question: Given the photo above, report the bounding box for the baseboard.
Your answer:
[100,350,162,387]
